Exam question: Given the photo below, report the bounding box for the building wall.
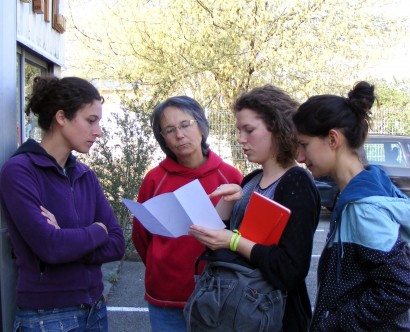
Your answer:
[0,1,18,329]
[17,0,65,66]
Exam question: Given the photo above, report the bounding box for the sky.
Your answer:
[373,41,410,80]
[370,1,410,80]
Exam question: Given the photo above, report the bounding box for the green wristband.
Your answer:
[232,233,241,252]
[229,229,240,251]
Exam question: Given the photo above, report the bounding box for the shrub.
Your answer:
[80,97,158,260]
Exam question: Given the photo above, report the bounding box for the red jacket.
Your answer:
[132,150,242,307]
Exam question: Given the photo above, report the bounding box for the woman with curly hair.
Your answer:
[0,75,125,331]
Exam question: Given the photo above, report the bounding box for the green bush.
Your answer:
[80,97,157,260]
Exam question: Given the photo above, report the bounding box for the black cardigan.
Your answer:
[242,167,321,332]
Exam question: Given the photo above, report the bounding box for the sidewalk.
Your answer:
[102,260,150,331]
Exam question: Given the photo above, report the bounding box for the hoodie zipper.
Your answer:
[314,213,340,314]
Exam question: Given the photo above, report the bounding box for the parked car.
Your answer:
[314,176,339,210]
[316,134,410,210]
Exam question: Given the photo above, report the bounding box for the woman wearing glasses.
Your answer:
[131,96,242,332]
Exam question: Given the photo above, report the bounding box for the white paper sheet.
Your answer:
[122,179,225,237]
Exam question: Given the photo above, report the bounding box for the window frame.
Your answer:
[16,45,51,144]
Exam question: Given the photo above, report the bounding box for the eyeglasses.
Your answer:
[160,120,197,137]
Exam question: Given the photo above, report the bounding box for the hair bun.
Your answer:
[347,81,376,117]
[27,76,60,116]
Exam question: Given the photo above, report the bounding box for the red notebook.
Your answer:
[239,192,291,245]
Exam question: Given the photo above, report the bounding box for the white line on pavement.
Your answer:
[107,307,148,312]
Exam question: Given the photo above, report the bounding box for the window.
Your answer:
[364,141,404,166]
[16,46,49,145]
[24,61,45,142]
[364,143,384,163]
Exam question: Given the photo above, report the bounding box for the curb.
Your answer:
[102,260,123,299]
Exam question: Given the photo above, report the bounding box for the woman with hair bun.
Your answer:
[293,81,410,331]
[0,75,125,331]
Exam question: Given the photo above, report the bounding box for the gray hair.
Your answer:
[151,96,210,160]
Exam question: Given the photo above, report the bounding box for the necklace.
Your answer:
[255,177,281,197]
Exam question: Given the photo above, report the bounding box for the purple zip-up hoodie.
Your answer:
[0,139,125,309]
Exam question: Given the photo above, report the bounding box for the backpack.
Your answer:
[184,249,287,332]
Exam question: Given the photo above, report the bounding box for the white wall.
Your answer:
[17,0,64,66]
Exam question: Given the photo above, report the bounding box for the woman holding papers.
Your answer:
[131,96,242,331]
[0,75,125,331]
[188,85,321,331]
[293,81,410,331]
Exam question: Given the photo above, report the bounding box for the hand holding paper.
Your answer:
[122,179,226,238]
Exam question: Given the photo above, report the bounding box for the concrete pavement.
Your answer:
[103,260,150,331]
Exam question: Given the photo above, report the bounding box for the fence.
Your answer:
[370,107,409,135]
[207,107,409,173]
